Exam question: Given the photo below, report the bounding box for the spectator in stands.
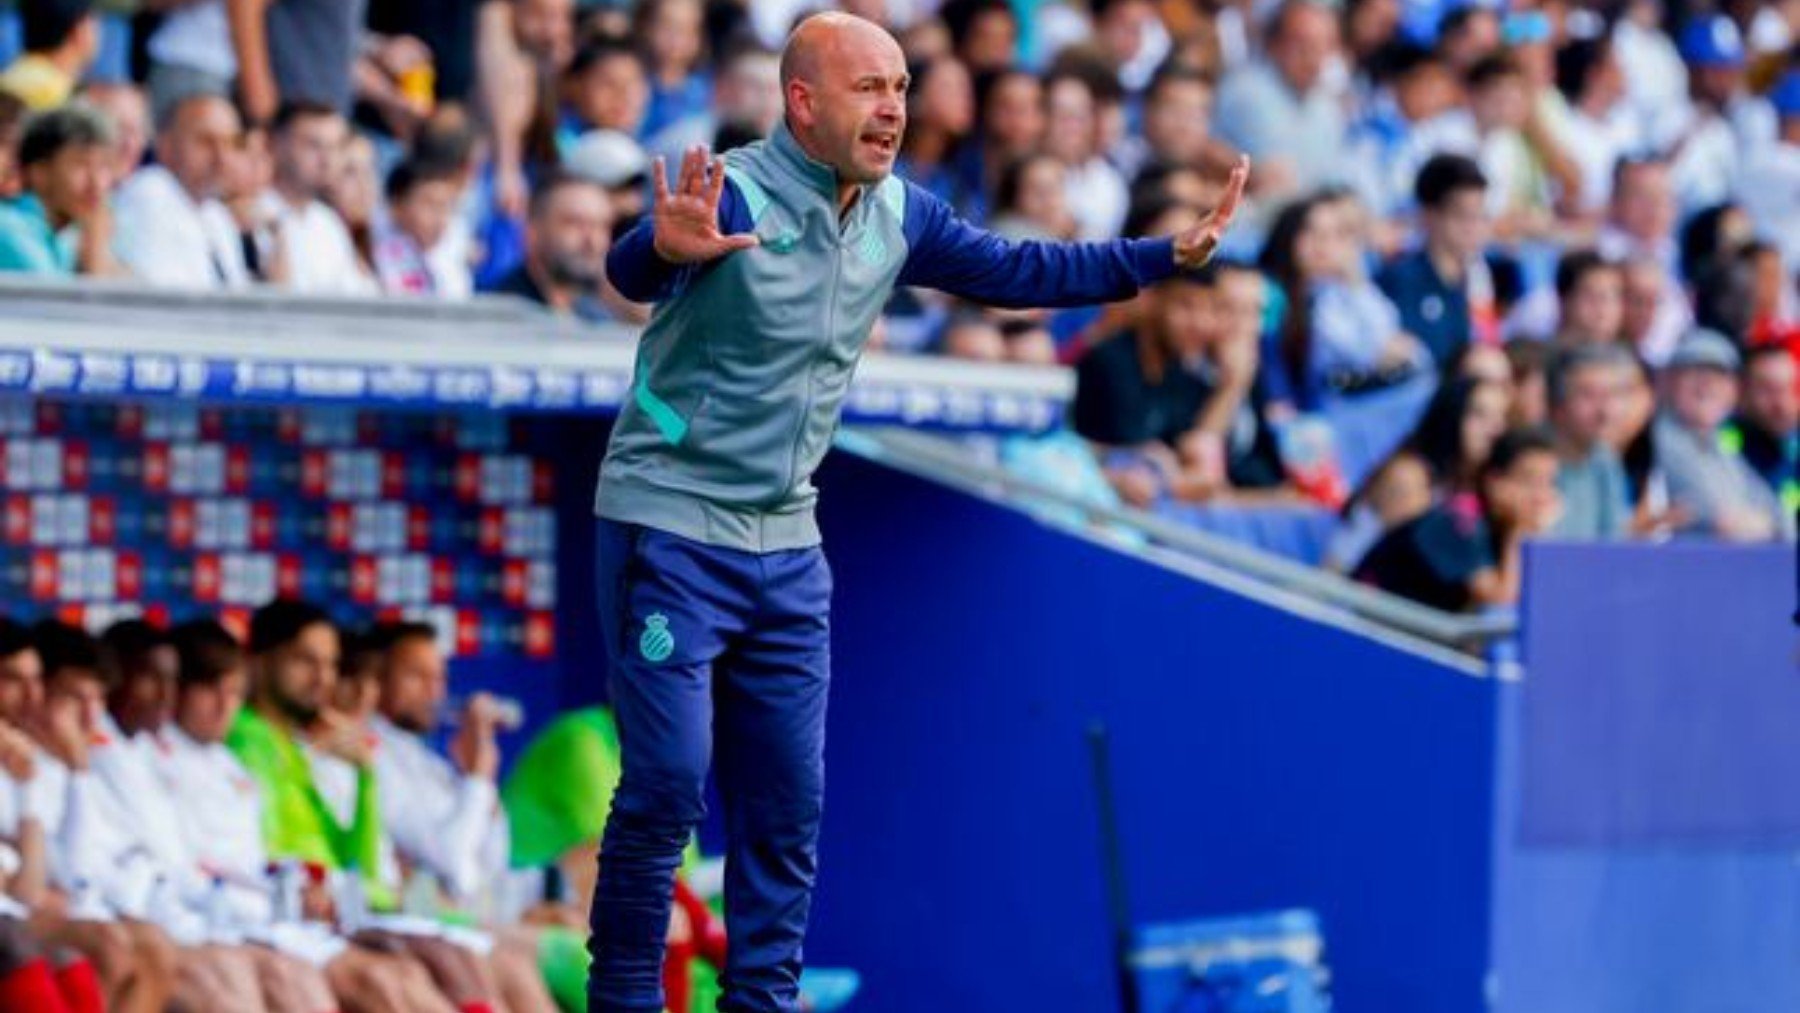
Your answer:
[1325,449,1434,573]
[941,0,1018,75]
[633,0,711,140]
[949,67,1044,222]
[1400,376,1511,498]
[1654,329,1787,541]
[0,0,97,112]
[560,38,649,148]
[1345,43,1462,222]
[1666,15,1759,215]
[262,101,374,294]
[80,82,149,182]
[1437,53,1558,240]
[1215,0,1348,204]
[1503,339,1550,429]
[1354,426,1562,611]
[1118,63,1216,183]
[374,156,470,298]
[144,0,233,126]
[1548,249,1624,348]
[113,92,249,288]
[1738,71,1800,270]
[229,0,368,127]
[561,128,649,238]
[1196,261,1288,493]
[1436,6,1502,77]
[1598,158,1689,361]
[1258,192,1430,415]
[1619,255,1685,366]
[98,620,176,739]
[1548,34,1638,219]
[0,102,119,276]
[1074,264,1244,505]
[893,55,975,206]
[646,41,782,164]
[324,131,378,276]
[366,622,556,1013]
[1548,344,1633,539]
[491,172,637,323]
[1377,154,1517,367]
[1724,343,1800,510]
[1040,68,1129,240]
[988,152,1075,241]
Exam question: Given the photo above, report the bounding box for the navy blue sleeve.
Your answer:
[896,182,1176,308]
[603,177,753,303]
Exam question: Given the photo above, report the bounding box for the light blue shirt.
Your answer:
[0,193,74,275]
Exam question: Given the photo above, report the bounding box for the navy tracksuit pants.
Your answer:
[587,519,832,1013]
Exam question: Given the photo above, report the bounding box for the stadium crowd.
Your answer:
[0,0,1796,618]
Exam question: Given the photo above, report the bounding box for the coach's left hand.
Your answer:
[1173,155,1251,269]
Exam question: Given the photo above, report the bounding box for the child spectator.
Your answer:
[632,0,712,140]
[0,102,118,276]
[374,157,469,298]
[1354,426,1563,611]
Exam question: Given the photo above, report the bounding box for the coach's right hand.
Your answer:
[652,146,761,264]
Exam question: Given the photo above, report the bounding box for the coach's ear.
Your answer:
[786,77,817,133]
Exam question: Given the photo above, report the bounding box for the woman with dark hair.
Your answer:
[897,56,976,206]
[1402,376,1512,496]
[1353,426,1563,611]
[1256,191,1434,482]
[632,0,713,138]
[945,67,1045,222]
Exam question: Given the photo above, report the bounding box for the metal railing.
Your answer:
[842,427,1519,655]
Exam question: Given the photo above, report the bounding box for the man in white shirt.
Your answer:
[1664,15,1770,216]
[263,101,376,295]
[32,619,277,1013]
[368,622,555,1013]
[113,92,250,288]
[1214,0,1350,206]
[0,618,170,1013]
[1596,158,1690,365]
[1737,71,1800,269]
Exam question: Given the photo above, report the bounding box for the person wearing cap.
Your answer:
[1736,70,1800,268]
[1665,14,1774,215]
[563,129,650,236]
[1654,329,1789,541]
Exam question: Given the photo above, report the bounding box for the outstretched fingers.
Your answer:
[651,156,672,207]
[679,146,708,197]
[1212,154,1250,229]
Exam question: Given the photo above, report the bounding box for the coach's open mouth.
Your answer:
[861,131,897,155]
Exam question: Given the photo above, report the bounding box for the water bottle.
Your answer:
[267,860,305,924]
[203,874,233,940]
[441,693,525,732]
[335,865,368,933]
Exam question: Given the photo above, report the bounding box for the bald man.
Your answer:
[593,13,1247,1012]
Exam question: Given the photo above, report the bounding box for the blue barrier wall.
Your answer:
[795,451,1498,1013]
[1493,541,1800,1013]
